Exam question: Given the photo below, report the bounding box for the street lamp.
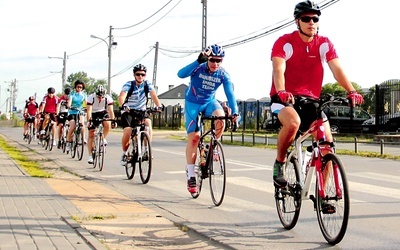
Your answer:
[48,51,67,90]
[90,26,117,95]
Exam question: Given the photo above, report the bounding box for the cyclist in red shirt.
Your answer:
[269,1,363,187]
[38,87,60,145]
[23,96,39,140]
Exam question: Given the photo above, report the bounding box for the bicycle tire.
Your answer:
[76,127,84,161]
[48,125,54,151]
[191,143,204,199]
[44,126,50,150]
[62,126,68,154]
[209,140,226,206]
[98,134,105,171]
[70,135,76,158]
[92,135,98,168]
[27,123,33,144]
[139,132,152,184]
[316,153,349,245]
[125,137,137,180]
[275,156,302,230]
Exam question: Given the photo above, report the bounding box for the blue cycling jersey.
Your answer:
[68,91,87,115]
[177,61,238,114]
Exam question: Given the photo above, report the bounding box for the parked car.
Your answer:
[362,112,400,133]
[263,105,371,133]
[323,105,371,133]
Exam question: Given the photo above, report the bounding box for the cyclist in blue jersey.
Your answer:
[118,64,162,166]
[65,80,87,153]
[177,44,239,194]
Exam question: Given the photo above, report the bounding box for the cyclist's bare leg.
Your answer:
[186,132,200,165]
[79,115,86,142]
[276,107,300,162]
[103,121,111,139]
[121,127,132,152]
[87,128,95,155]
[23,121,28,136]
[144,118,152,142]
[212,109,225,140]
[57,123,63,142]
[67,120,76,142]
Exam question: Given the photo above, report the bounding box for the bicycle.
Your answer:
[69,107,85,161]
[43,114,56,151]
[123,107,160,184]
[60,118,69,153]
[274,94,350,245]
[90,117,115,171]
[191,112,233,206]
[24,115,36,144]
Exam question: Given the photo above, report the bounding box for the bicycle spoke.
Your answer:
[98,134,105,171]
[125,138,136,180]
[139,132,152,184]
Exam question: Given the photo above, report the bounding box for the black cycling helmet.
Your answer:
[74,79,86,90]
[133,64,147,73]
[64,87,71,95]
[29,96,35,101]
[47,87,55,94]
[294,0,321,19]
[206,44,225,57]
[95,85,106,97]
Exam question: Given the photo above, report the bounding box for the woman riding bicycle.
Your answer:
[65,80,87,152]
[177,44,239,194]
[269,0,363,187]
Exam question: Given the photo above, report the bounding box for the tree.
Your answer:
[321,82,363,96]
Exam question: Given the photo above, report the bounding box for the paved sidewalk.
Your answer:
[0,134,224,250]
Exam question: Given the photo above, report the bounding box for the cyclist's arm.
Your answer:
[222,74,238,115]
[177,61,199,78]
[107,102,115,120]
[149,90,161,107]
[327,58,356,93]
[86,104,92,121]
[272,56,286,92]
[118,91,127,107]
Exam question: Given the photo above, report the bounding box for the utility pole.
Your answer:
[152,42,159,93]
[62,51,67,90]
[201,0,207,50]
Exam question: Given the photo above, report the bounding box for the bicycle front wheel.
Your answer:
[139,132,152,184]
[76,128,84,161]
[70,136,76,158]
[275,156,302,230]
[48,127,54,151]
[209,140,226,206]
[98,135,105,171]
[316,153,349,245]
[27,123,33,144]
[125,137,137,180]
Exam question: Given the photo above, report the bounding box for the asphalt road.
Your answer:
[1,126,400,249]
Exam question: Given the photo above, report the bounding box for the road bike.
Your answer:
[90,117,115,171]
[274,95,350,245]
[123,107,161,184]
[60,118,69,153]
[191,113,233,206]
[69,107,85,161]
[39,113,56,151]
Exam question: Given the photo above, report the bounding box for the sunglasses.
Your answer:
[209,58,222,63]
[299,16,319,23]
[76,86,83,89]
[135,73,146,77]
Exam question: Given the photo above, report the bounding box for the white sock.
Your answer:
[186,164,195,179]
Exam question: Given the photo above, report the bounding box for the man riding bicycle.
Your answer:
[23,96,39,140]
[269,1,363,187]
[38,87,60,146]
[86,85,116,164]
[177,44,239,194]
[118,64,162,166]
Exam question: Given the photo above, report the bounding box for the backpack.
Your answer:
[123,81,149,106]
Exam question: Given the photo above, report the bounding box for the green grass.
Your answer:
[0,136,52,178]
[171,132,400,161]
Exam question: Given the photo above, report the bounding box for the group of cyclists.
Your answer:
[22,64,163,166]
[22,1,365,199]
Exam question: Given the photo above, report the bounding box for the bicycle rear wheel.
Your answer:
[275,156,302,230]
[139,132,152,184]
[125,137,137,180]
[76,127,84,161]
[209,140,226,206]
[98,135,105,171]
[316,153,349,245]
[48,126,54,151]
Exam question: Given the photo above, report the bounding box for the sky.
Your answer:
[1,0,400,114]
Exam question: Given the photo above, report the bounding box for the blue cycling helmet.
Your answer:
[206,44,225,57]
